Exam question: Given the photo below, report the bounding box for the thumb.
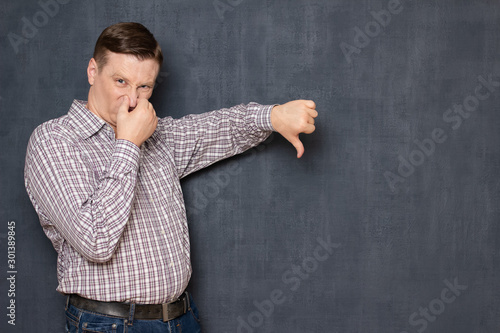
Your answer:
[118,96,130,114]
[289,135,305,158]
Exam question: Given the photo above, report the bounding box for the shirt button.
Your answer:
[112,323,117,329]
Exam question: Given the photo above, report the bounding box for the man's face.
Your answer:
[86,51,160,131]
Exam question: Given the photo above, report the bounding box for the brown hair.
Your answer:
[93,22,163,69]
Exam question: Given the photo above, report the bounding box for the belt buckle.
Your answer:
[162,302,171,322]
[162,292,188,322]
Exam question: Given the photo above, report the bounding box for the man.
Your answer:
[24,22,317,332]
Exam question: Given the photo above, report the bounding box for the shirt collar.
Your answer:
[67,99,108,139]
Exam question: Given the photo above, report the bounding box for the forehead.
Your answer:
[101,52,159,82]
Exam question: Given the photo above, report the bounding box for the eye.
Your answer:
[140,85,152,90]
[116,79,125,84]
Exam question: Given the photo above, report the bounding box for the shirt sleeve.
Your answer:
[24,130,140,263]
[160,102,275,178]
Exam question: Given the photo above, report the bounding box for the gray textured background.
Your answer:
[1,0,500,332]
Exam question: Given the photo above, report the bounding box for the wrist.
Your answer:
[270,105,285,133]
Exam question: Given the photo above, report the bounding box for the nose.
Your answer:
[127,90,139,109]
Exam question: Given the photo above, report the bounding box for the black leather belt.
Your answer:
[68,292,189,322]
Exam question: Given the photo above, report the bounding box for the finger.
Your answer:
[143,100,155,114]
[150,104,158,123]
[296,142,305,158]
[307,108,318,118]
[302,123,316,134]
[136,98,148,109]
[301,100,316,109]
[148,103,157,120]
[152,109,158,124]
[118,96,130,114]
[289,135,304,159]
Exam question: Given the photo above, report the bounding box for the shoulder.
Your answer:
[157,115,181,133]
[28,114,79,150]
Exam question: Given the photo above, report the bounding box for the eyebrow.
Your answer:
[111,72,155,87]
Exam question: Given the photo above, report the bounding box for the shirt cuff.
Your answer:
[107,139,140,179]
[255,104,276,132]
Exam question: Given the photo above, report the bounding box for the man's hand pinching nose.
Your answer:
[116,96,158,147]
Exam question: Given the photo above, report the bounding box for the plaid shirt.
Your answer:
[24,99,274,304]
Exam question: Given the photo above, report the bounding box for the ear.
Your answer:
[87,58,98,86]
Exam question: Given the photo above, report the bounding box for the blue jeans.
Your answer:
[65,293,202,333]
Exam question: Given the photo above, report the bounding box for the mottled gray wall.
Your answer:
[1,0,500,332]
